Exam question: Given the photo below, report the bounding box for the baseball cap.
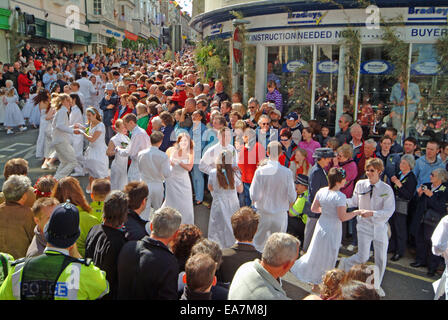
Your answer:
[295,174,309,186]
[286,112,299,121]
[312,147,336,159]
[176,80,186,86]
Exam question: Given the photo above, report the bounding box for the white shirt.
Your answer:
[52,106,73,144]
[199,143,238,175]
[432,215,448,261]
[77,77,96,106]
[115,125,151,161]
[347,179,395,241]
[138,146,171,183]
[249,159,297,214]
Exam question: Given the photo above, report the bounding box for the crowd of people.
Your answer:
[0,43,447,300]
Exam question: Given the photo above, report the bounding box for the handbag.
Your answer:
[423,208,441,227]
[395,197,410,215]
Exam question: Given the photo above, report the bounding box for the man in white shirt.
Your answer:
[338,157,395,297]
[77,71,97,109]
[249,141,297,252]
[199,127,238,175]
[115,113,151,183]
[137,131,171,221]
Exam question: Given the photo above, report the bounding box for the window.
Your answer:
[93,0,102,15]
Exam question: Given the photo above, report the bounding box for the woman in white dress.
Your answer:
[34,89,56,169]
[290,167,361,286]
[3,86,27,134]
[106,118,130,191]
[208,150,243,249]
[162,132,195,225]
[74,107,109,193]
[0,87,6,126]
[69,93,85,176]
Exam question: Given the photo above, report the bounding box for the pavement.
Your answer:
[0,127,442,300]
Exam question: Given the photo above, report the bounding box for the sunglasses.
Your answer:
[260,123,270,126]
[280,138,290,141]
[366,169,376,173]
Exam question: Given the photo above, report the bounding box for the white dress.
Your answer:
[110,133,130,191]
[161,155,194,225]
[0,95,5,124]
[4,95,25,127]
[290,187,346,285]
[83,122,109,178]
[36,108,53,159]
[29,101,41,126]
[208,168,242,249]
[22,95,36,119]
[69,105,85,162]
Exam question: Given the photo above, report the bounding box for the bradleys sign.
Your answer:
[288,10,324,25]
[407,7,448,22]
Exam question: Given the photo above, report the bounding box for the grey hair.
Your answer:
[262,233,300,267]
[151,116,162,126]
[364,138,377,148]
[151,207,182,238]
[248,97,259,106]
[258,114,270,125]
[2,175,31,202]
[350,123,362,132]
[432,168,448,183]
[340,114,353,124]
[401,154,416,170]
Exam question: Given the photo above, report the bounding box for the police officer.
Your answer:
[0,201,109,300]
[287,174,310,252]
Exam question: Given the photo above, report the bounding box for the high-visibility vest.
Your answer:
[0,250,109,300]
[289,190,310,224]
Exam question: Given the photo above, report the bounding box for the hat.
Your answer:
[105,82,114,91]
[295,174,309,186]
[270,109,281,117]
[44,201,80,248]
[312,147,336,159]
[164,89,173,97]
[286,112,299,121]
[176,80,186,86]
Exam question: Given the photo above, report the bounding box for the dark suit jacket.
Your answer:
[216,243,262,284]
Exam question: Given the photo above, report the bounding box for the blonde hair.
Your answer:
[319,269,346,300]
[232,103,246,117]
[365,157,384,172]
[337,143,354,160]
[6,87,15,97]
[234,119,247,131]
[136,102,148,114]
[115,118,124,129]
[52,93,71,110]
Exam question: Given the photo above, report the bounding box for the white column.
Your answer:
[310,44,317,120]
[335,44,346,133]
[255,44,267,106]
[353,44,362,122]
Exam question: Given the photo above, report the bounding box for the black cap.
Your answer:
[312,147,336,159]
[44,201,80,248]
[295,174,309,186]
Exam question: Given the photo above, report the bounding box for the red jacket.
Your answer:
[238,142,266,184]
[170,89,187,108]
[17,73,33,95]
[112,106,132,131]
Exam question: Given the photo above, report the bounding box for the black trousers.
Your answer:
[415,223,443,271]
[287,215,305,250]
[389,212,408,256]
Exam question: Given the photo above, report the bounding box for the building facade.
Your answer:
[191,0,448,137]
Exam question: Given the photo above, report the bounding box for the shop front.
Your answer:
[191,1,448,140]
[89,23,126,54]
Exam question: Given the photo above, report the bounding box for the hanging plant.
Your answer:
[194,39,230,90]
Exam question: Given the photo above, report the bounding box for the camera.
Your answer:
[421,185,427,191]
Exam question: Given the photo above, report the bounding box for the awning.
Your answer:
[125,30,138,41]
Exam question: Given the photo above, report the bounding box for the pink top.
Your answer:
[298,139,321,165]
[337,159,358,198]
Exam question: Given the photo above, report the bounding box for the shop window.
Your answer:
[409,43,448,143]
[357,45,396,139]
[314,44,339,133]
[267,45,313,119]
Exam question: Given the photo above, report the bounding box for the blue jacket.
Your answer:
[413,156,445,190]
[376,151,401,185]
[308,163,328,217]
[99,93,119,127]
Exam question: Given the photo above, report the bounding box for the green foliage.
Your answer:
[164,48,174,61]
[9,13,30,63]
[107,37,117,49]
[435,29,448,73]
[194,39,230,90]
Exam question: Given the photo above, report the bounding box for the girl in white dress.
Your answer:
[29,82,44,128]
[3,86,27,134]
[162,132,195,225]
[106,118,130,191]
[0,88,6,126]
[34,89,56,169]
[208,150,243,249]
[21,91,35,123]
[74,107,109,193]
[69,93,85,176]
[290,168,361,286]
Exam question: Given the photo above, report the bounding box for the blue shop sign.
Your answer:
[282,60,309,73]
[317,60,338,74]
[360,60,394,75]
[411,59,440,75]
[106,29,125,39]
